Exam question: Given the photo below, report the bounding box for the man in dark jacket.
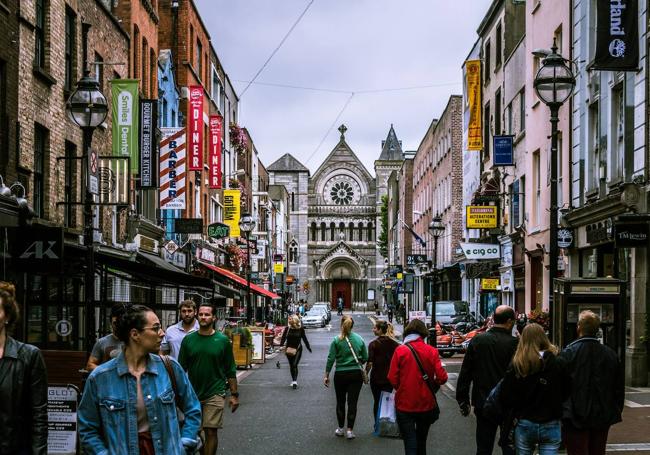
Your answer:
[560,310,624,455]
[457,305,518,455]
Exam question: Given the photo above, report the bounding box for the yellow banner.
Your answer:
[466,205,498,229]
[481,278,499,291]
[223,189,241,237]
[466,60,482,151]
[274,263,284,274]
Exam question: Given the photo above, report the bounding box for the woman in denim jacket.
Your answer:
[79,304,202,455]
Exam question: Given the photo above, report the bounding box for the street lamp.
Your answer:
[428,214,445,347]
[238,213,256,324]
[533,39,575,338]
[66,73,108,353]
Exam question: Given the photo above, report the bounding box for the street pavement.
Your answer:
[218,312,477,454]
[218,312,650,454]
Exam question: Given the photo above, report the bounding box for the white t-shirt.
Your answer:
[161,320,199,359]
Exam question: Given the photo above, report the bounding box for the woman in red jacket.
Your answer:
[388,319,448,455]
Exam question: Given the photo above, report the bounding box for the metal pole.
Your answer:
[548,104,560,339]
[246,232,252,325]
[431,235,439,348]
[83,127,96,354]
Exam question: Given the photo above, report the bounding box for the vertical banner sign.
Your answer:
[159,128,186,210]
[209,115,223,189]
[111,79,139,173]
[465,60,482,151]
[223,189,241,237]
[139,99,157,187]
[594,0,638,71]
[187,86,204,171]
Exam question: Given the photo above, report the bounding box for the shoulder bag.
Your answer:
[405,343,440,396]
[285,327,298,356]
[345,336,369,384]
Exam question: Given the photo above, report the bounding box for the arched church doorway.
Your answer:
[332,280,352,310]
[318,258,366,311]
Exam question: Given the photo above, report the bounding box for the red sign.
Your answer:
[209,115,222,189]
[187,86,203,170]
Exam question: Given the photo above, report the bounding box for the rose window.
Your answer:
[330,182,354,205]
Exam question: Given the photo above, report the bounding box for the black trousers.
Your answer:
[371,382,393,424]
[334,370,363,429]
[286,346,302,381]
[396,409,439,455]
[475,408,516,455]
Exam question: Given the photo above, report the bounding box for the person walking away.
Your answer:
[324,315,368,440]
[0,282,48,455]
[498,323,569,455]
[179,303,240,455]
[456,305,518,455]
[78,304,201,454]
[160,299,199,360]
[86,302,127,371]
[281,314,312,389]
[366,320,400,424]
[388,319,447,455]
[337,296,344,316]
[387,304,394,323]
[560,310,624,455]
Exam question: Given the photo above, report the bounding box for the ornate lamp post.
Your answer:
[66,73,108,353]
[533,40,575,338]
[238,213,256,324]
[428,214,445,347]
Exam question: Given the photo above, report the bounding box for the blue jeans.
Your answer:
[514,419,561,455]
[396,408,439,455]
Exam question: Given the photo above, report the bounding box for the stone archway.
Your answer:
[315,257,368,310]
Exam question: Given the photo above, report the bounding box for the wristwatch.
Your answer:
[231,392,239,398]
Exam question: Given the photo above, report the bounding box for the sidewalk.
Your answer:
[606,387,650,453]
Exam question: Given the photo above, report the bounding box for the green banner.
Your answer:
[111,79,139,173]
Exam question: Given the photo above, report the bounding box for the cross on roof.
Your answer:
[338,124,347,140]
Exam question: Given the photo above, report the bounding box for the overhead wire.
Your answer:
[304,92,355,165]
[239,0,315,98]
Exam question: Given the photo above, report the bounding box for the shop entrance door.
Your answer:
[331,280,351,310]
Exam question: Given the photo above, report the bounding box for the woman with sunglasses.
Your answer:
[79,304,202,455]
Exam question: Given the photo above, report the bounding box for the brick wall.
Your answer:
[0,0,19,184]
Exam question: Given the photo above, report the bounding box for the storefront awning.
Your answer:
[199,262,281,300]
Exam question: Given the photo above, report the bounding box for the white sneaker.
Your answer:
[346,430,355,439]
[291,381,297,389]
[335,428,344,437]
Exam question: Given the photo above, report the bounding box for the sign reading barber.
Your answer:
[594,0,638,71]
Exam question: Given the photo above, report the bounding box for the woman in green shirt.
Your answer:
[324,315,368,440]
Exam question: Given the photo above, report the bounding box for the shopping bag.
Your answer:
[374,390,401,438]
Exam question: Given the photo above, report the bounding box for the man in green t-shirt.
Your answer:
[179,304,239,454]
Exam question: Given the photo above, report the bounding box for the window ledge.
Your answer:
[33,66,57,87]
[514,130,526,146]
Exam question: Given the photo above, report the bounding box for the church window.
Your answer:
[358,223,364,241]
[339,222,345,240]
[367,222,373,241]
[349,222,354,241]
[321,222,326,241]
[311,222,317,241]
[330,222,335,241]
[289,241,298,263]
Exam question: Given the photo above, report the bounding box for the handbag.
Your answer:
[345,336,369,384]
[161,355,202,454]
[374,390,401,438]
[285,346,298,356]
[405,343,440,396]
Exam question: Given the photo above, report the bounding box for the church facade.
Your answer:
[268,125,404,309]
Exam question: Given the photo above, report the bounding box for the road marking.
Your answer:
[624,399,650,408]
[606,443,650,451]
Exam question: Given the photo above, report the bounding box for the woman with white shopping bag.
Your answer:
[280,315,312,389]
[388,319,448,455]
[366,320,400,427]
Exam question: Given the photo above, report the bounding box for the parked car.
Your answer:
[302,308,327,328]
[311,304,331,323]
[426,300,470,325]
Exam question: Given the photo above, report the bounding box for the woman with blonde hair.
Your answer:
[324,315,368,439]
[280,314,312,389]
[366,320,400,426]
[499,323,569,455]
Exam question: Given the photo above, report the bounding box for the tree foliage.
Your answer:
[378,195,389,258]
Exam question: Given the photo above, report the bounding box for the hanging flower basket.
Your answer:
[228,178,240,189]
[527,309,550,332]
[229,123,247,155]
[224,243,246,271]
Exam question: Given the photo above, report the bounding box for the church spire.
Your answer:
[378,124,403,160]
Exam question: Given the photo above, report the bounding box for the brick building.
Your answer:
[0,0,20,185]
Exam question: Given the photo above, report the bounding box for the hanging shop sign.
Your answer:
[465,59,482,151]
[406,254,428,266]
[466,206,498,229]
[557,228,574,249]
[223,189,241,237]
[98,156,130,206]
[195,247,216,264]
[481,278,500,291]
[110,79,139,173]
[174,218,203,234]
[187,86,204,170]
[615,222,648,248]
[207,222,230,239]
[274,263,285,274]
[493,135,514,166]
[13,226,64,271]
[593,0,639,71]
[460,242,500,260]
[159,128,186,210]
[139,99,157,188]
[209,115,223,189]
[47,385,79,455]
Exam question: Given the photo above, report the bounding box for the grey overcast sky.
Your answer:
[195,0,493,175]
